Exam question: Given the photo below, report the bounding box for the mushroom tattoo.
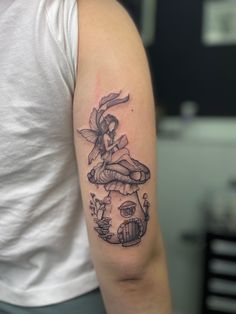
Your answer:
[77,91,151,247]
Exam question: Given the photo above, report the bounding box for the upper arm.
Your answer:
[73,0,163,280]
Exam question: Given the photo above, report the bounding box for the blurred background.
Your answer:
[120,1,236,313]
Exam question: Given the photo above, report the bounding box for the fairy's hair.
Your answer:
[100,114,119,133]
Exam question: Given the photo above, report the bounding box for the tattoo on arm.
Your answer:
[77,91,151,247]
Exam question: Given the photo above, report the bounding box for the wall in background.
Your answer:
[158,118,236,313]
[148,0,236,116]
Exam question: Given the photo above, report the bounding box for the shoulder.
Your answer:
[77,0,129,16]
[103,133,109,141]
[77,0,146,68]
[77,0,136,34]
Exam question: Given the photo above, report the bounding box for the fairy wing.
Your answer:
[89,108,98,130]
[77,129,97,143]
[88,142,100,164]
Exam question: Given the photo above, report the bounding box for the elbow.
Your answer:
[112,244,163,282]
[114,259,148,282]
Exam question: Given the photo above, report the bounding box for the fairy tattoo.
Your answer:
[77,91,150,247]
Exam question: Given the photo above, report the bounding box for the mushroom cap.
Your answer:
[88,158,150,195]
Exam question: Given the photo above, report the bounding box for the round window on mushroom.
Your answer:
[118,201,136,218]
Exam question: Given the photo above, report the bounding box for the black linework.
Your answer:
[77,91,151,247]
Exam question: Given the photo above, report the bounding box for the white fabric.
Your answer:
[0,0,99,307]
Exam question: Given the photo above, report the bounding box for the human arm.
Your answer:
[73,0,172,313]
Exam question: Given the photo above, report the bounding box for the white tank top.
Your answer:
[0,0,99,307]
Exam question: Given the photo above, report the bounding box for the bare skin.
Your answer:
[74,0,172,313]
